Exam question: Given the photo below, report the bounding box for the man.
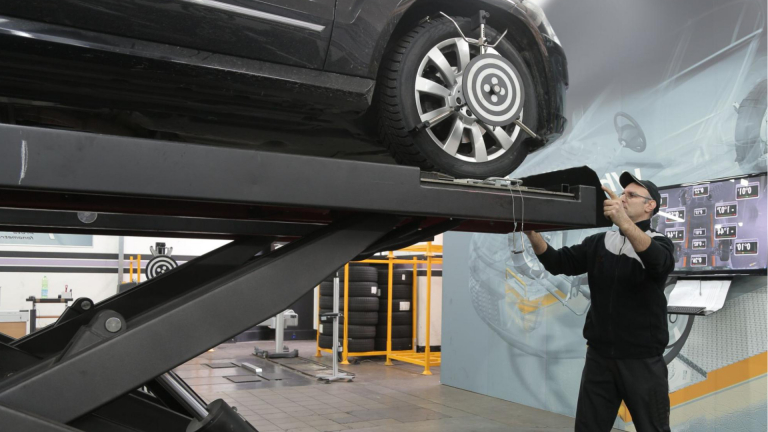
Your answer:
[524,172,674,432]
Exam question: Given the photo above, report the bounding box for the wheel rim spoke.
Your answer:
[416,77,451,98]
[443,118,465,156]
[427,47,457,87]
[420,106,453,125]
[488,123,515,150]
[456,38,471,73]
[470,124,488,162]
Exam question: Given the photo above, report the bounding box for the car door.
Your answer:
[0,0,335,69]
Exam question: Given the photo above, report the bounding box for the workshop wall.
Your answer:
[443,0,767,430]
[122,237,230,283]
[0,235,232,332]
[0,234,119,328]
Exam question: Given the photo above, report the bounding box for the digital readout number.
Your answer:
[715,225,737,239]
[665,208,685,222]
[665,228,685,242]
[715,202,738,218]
[691,255,707,267]
[736,183,759,200]
[734,240,758,255]
[692,185,709,197]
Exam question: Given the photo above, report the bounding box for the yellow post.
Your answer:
[412,256,417,353]
[315,286,322,357]
[341,264,350,364]
[422,242,433,375]
[385,251,394,365]
[129,256,134,282]
[137,254,142,283]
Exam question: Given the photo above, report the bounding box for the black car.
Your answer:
[0,0,567,179]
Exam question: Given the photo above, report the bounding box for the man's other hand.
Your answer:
[602,187,631,228]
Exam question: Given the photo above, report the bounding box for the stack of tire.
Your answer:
[375,268,414,352]
[318,265,379,353]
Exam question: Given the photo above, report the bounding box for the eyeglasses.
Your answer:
[620,191,653,201]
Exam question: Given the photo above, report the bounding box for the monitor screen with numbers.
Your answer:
[650,172,767,276]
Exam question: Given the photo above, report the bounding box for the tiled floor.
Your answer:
[176,340,621,432]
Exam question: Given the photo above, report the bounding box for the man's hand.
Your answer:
[524,231,548,255]
[602,187,632,229]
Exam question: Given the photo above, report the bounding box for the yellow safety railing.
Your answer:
[127,254,142,283]
[315,242,443,375]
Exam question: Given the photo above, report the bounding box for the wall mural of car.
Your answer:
[0,0,568,179]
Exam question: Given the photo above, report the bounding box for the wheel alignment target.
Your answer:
[146,255,178,279]
[462,53,524,127]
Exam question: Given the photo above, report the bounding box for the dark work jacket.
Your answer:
[537,219,675,359]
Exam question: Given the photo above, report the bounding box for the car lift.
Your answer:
[0,123,610,431]
[253,310,300,359]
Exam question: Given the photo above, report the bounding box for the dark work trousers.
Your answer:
[575,347,670,432]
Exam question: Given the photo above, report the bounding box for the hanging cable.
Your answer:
[485,176,526,254]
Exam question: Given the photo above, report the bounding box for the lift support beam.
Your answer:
[0,123,610,432]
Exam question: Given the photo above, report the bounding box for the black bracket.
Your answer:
[55,310,127,363]
[472,10,490,30]
[320,312,343,322]
[411,106,461,134]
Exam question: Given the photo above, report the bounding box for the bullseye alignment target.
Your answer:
[146,255,178,279]
[462,54,524,127]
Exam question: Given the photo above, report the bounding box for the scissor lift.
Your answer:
[0,123,609,431]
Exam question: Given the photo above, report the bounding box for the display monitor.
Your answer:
[650,173,767,276]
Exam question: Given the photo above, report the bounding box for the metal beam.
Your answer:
[0,207,322,239]
[70,392,192,432]
[0,214,399,423]
[0,403,79,432]
[0,123,608,232]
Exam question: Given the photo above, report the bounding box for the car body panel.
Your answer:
[324,0,412,78]
[0,0,335,69]
[0,15,374,123]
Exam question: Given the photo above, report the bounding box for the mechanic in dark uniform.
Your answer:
[524,172,674,432]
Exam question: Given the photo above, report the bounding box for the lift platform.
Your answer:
[0,123,610,431]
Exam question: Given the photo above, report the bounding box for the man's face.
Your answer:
[621,183,656,222]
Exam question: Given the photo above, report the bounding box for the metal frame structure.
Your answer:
[386,242,441,375]
[314,244,444,375]
[0,123,610,431]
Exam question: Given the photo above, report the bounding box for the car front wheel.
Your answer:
[376,16,538,179]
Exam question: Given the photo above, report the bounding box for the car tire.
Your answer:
[379,284,413,300]
[320,309,378,326]
[378,311,412,325]
[320,296,379,312]
[376,325,412,338]
[319,281,379,297]
[318,335,375,353]
[376,16,538,179]
[375,338,413,351]
[377,269,413,285]
[378,300,412,312]
[323,266,378,283]
[319,324,376,338]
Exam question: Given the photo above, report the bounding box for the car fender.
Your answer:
[324,0,416,78]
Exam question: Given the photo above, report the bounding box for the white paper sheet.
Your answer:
[668,279,731,313]
[702,279,731,312]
